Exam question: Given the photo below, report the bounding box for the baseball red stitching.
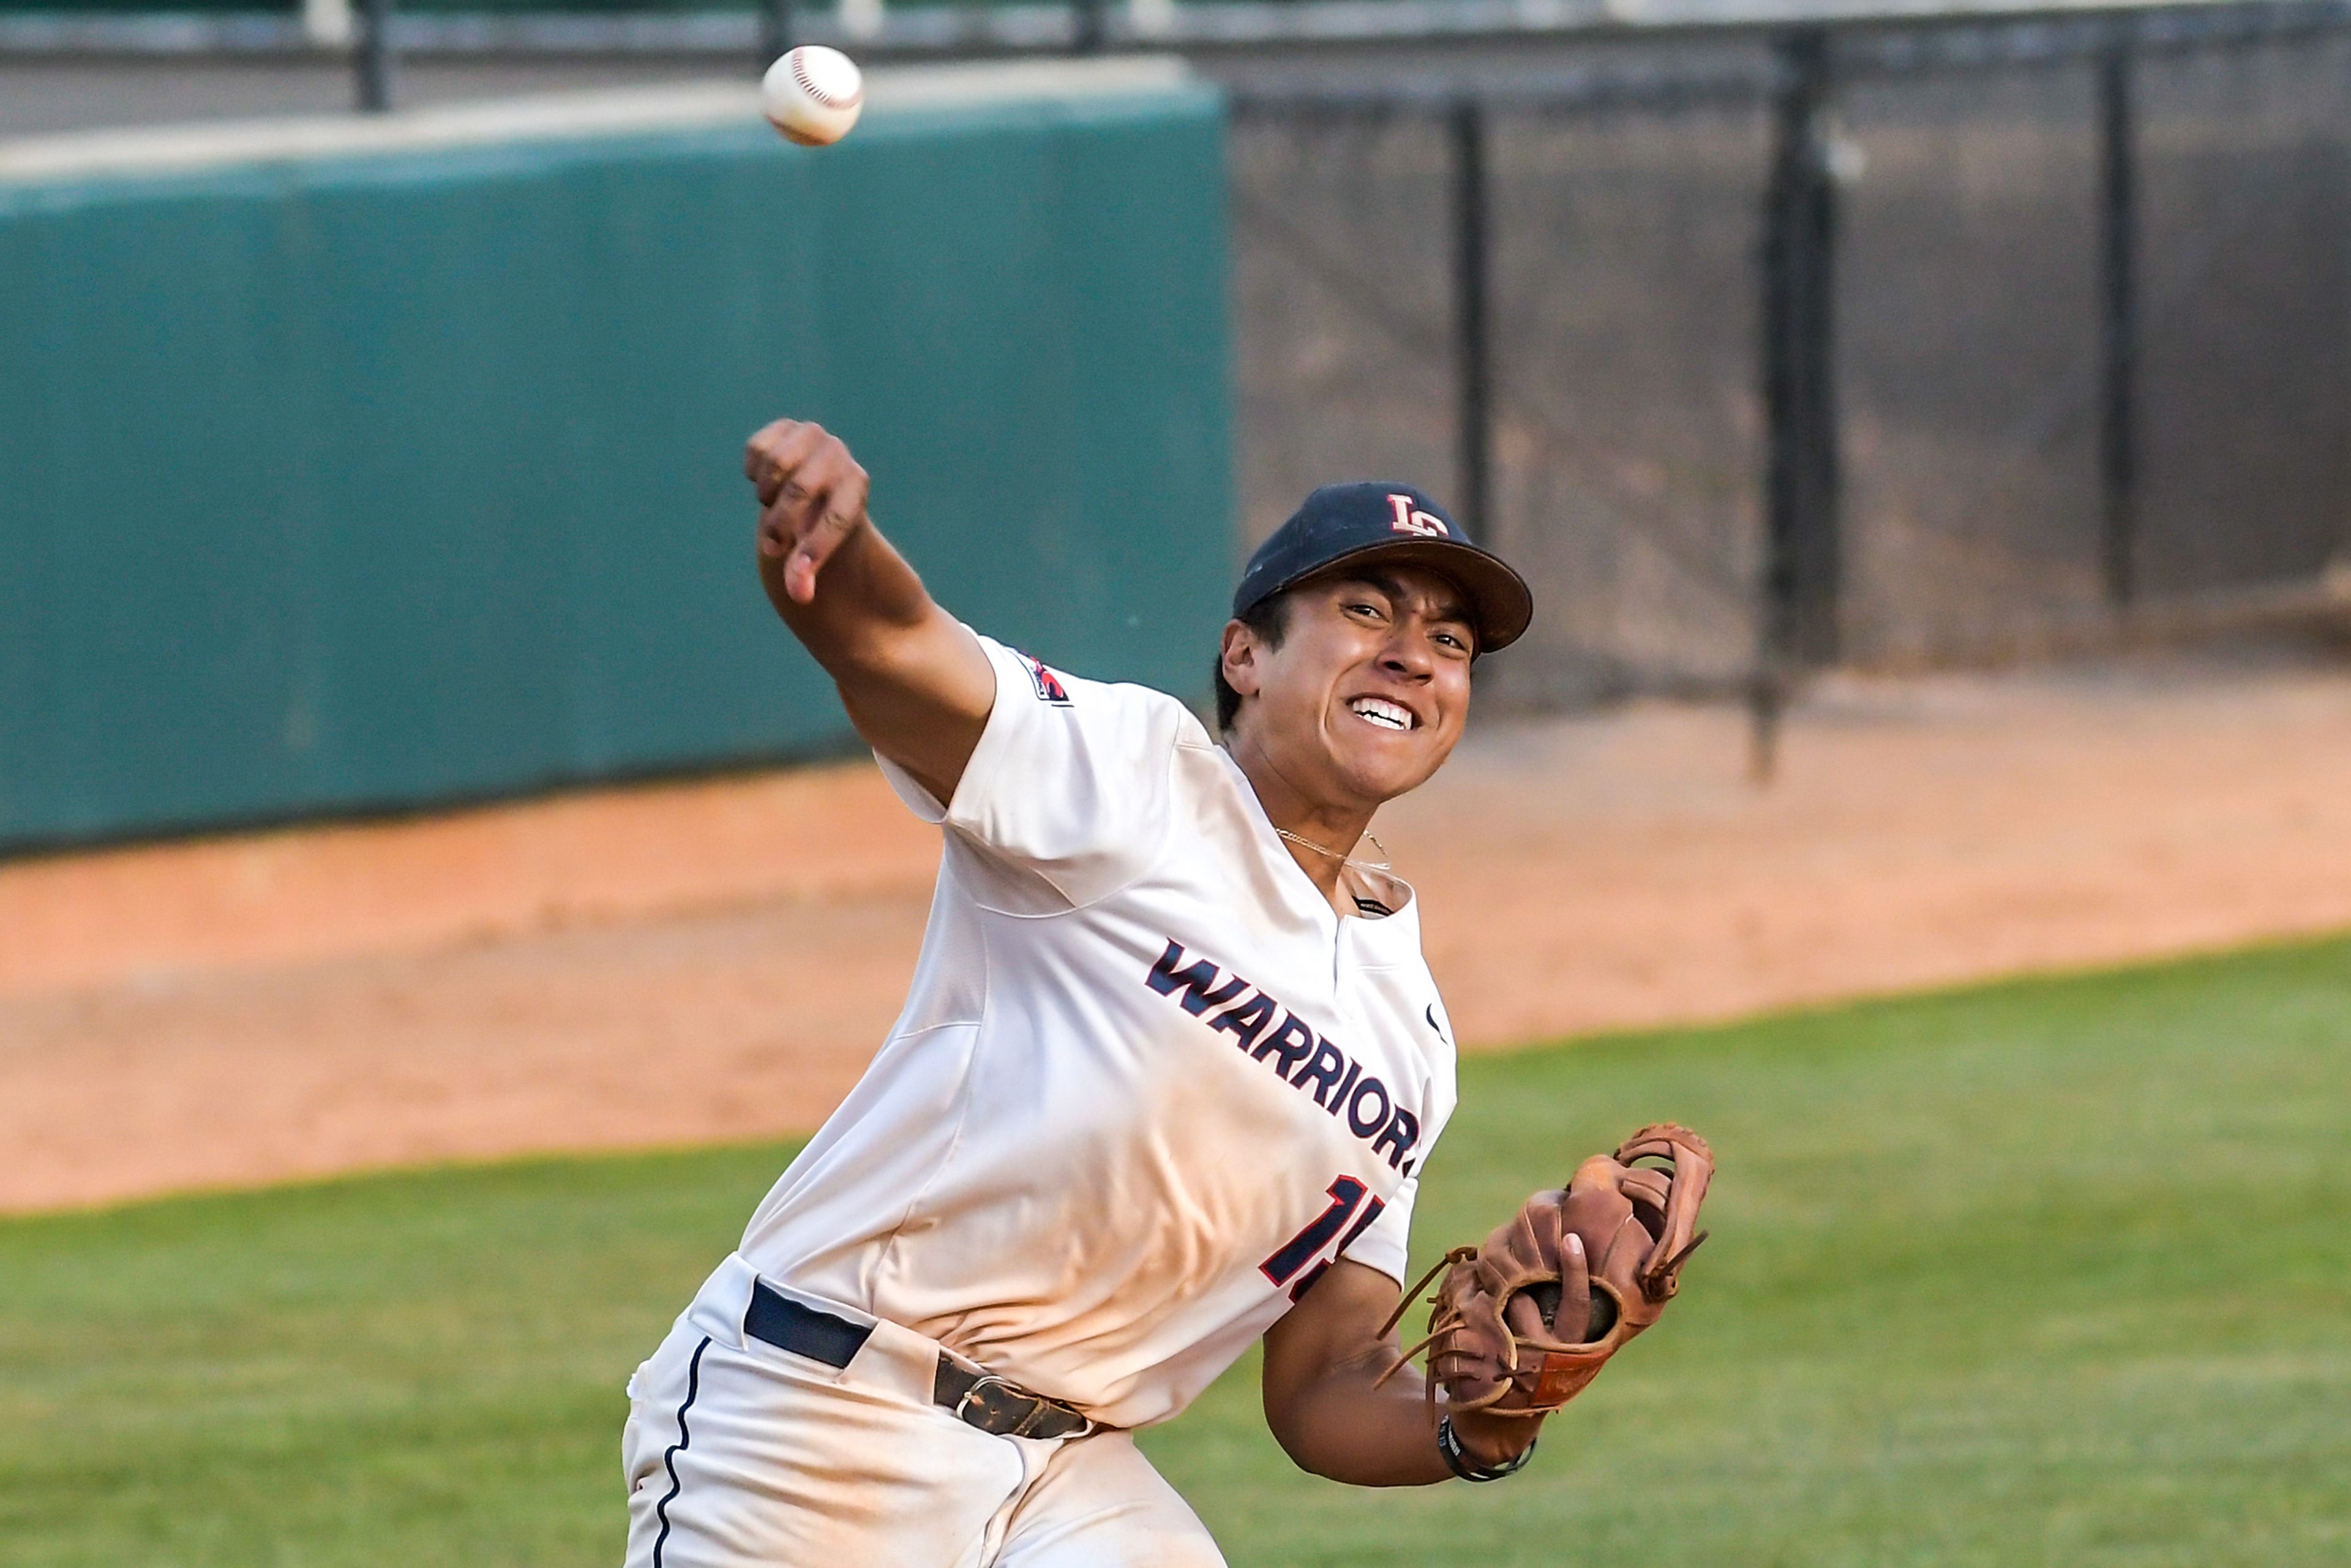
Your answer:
[791,54,860,110]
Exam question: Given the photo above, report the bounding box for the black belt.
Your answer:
[744,1280,1098,1441]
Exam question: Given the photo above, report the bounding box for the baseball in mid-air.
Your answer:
[762,46,864,147]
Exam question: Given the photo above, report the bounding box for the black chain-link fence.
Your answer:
[2137,36,2351,595]
[1231,5,2351,711]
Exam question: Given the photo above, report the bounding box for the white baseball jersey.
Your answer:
[737,632,1459,1432]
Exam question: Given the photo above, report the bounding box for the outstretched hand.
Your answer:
[745,418,872,604]
[738,414,991,805]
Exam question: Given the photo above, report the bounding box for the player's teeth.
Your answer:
[1351,699,1411,730]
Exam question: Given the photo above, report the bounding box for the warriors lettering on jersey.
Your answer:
[1145,938,1424,1174]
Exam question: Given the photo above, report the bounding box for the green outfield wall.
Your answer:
[0,75,1232,852]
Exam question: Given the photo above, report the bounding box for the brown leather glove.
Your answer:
[1379,1123,1715,1417]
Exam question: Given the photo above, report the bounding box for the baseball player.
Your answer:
[620,419,1700,1567]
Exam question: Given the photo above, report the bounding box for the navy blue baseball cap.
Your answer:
[1233,482,1534,653]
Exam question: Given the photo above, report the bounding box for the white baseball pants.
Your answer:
[621,1256,1227,1568]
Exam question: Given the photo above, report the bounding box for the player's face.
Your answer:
[1234,565,1476,807]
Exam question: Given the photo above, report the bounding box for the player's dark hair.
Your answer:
[1213,591,1294,735]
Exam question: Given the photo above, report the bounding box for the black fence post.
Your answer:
[1753,27,1842,779]
[760,0,796,64]
[355,0,394,113]
[1450,98,1494,546]
[2097,32,2140,609]
[1071,0,1108,53]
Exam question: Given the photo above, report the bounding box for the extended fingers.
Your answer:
[743,419,792,484]
[800,448,869,531]
[745,419,827,505]
[751,429,866,517]
[763,448,864,543]
[782,505,862,602]
[748,424,872,601]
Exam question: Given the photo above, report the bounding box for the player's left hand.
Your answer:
[1385,1123,1714,1420]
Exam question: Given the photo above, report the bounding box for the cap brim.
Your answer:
[1283,537,1535,654]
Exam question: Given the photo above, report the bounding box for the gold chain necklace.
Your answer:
[1273,826,1391,872]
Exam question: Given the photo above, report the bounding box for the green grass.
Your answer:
[4,936,2347,1567]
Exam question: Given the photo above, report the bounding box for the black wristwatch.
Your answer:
[1438,1415,1535,1482]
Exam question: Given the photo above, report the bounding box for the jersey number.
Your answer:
[1259,1176,1385,1302]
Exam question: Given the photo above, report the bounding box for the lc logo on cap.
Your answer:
[1233,479,1534,652]
[1386,493,1452,538]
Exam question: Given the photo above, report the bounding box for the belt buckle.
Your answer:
[953,1374,1033,1435]
[954,1375,1092,1439]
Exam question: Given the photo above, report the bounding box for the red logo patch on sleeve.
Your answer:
[1021,653,1072,706]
